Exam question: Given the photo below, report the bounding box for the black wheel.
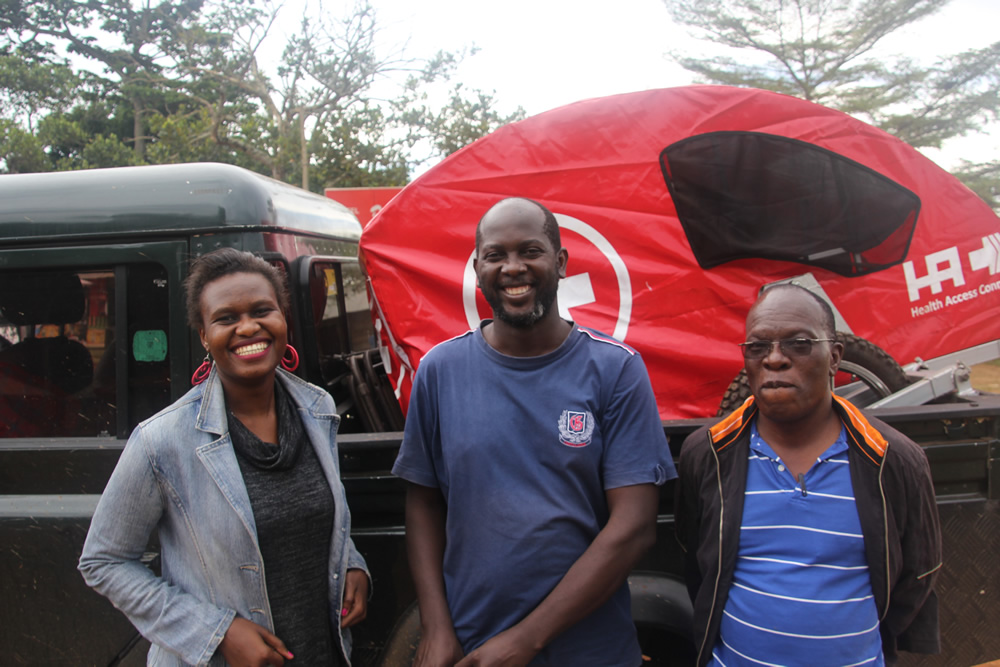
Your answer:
[717,369,752,416]
[716,332,910,416]
[834,332,910,397]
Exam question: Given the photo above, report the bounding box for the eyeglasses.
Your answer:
[738,338,836,360]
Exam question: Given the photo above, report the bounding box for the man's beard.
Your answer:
[485,279,559,329]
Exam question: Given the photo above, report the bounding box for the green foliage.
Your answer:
[0,119,48,173]
[37,113,90,163]
[664,0,1000,209]
[309,104,410,189]
[0,53,79,127]
[417,84,526,157]
[0,0,211,162]
[870,44,1000,150]
[146,107,248,166]
[36,101,142,171]
[952,159,1000,211]
[70,134,139,170]
[667,0,948,106]
[0,0,519,188]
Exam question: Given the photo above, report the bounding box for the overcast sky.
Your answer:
[331,0,1000,172]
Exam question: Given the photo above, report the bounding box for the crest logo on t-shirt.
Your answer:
[558,410,595,447]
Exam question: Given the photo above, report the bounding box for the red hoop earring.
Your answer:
[191,354,212,385]
[281,344,299,372]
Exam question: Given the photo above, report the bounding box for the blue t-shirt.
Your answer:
[710,422,883,666]
[393,323,676,666]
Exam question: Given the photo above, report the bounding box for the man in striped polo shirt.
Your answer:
[675,284,941,666]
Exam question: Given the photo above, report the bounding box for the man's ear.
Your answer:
[829,339,844,376]
[473,257,480,287]
[557,247,568,279]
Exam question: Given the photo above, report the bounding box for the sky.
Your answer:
[315,0,1000,174]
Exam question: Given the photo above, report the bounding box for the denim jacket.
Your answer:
[79,367,370,666]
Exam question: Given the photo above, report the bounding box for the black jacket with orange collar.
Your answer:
[674,395,942,666]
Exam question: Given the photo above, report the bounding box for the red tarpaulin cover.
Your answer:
[360,85,1000,419]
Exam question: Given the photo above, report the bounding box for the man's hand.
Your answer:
[414,626,466,667]
[455,627,537,667]
[341,568,369,627]
[218,617,292,666]
[406,483,465,667]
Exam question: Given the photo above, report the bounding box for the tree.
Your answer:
[0,120,48,173]
[0,0,521,188]
[0,53,80,129]
[166,0,522,190]
[952,159,1000,210]
[39,109,139,170]
[0,0,214,162]
[309,103,410,187]
[145,105,255,166]
[663,0,1000,208]
[406,83,526,158]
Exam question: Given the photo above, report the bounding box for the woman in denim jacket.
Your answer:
[80,248,369,666]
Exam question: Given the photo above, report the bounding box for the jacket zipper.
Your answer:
[878,456,890,621]
[697,436,725,666]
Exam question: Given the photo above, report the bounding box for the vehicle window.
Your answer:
[311,262,347,367]
[0,270,115,437]
[0,265,170,438]
[343,263,375,353]
[660,131,920,277]
[126,263,171,434]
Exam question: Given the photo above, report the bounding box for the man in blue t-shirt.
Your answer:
[392,197,676,666]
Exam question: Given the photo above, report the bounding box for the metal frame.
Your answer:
[836,339,1000,409]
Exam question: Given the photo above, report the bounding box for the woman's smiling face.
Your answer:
[198,271,287,389]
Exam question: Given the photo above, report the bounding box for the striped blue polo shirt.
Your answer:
[710,422,884,667]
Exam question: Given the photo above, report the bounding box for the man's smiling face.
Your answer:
[475,199,567,329]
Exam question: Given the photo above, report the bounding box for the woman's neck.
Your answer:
[224,376,279,443]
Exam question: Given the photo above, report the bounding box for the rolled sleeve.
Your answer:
[78,426,236,666]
